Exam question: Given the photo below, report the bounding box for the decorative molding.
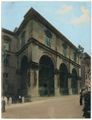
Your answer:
[2,28,15,36]
[16,37,80,68]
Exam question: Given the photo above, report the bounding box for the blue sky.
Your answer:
[1,1,91,55]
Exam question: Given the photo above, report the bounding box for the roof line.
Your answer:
[16,8,78,50]
[2,28,15,35]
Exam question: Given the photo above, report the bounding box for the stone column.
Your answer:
[30,70,35,97]
[9,97,12,104]
[27,69,32,102]
[35,70,39,97]
[29,70,39,98]
[27,69,32,97]
[68,78,72,95]
[22,97,25,103]
[54,74,60,96]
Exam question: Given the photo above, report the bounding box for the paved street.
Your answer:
[2,95,83,118]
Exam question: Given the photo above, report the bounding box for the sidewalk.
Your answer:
[5,95,62,108]
[2,95,83,118]
[5,95,81,109]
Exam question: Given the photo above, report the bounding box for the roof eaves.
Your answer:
[29,8,78,50]
[16,8,78,50]
[2,28,15,36]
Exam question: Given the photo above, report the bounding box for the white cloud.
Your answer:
[57,5,73,15]
[71,6,90,25]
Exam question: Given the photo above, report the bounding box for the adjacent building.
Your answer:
[81,53,91,88]
[2,8,84,102]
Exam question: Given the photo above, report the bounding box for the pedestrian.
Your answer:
[82,90,91,118]
[2,98,6,112]
[19,96,22,103]
[7,96,9,104]
[80,88,85,105]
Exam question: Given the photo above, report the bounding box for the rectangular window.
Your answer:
[44,29,52,47]
[63,48,67,57]
[21,31,25,47]
[62,43,67,57]
[73,52,77,62]
[45,36,51,47]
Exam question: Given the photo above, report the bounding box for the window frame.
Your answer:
[62,43,67,57]
[21,31,26,48]
[44,29,52,47]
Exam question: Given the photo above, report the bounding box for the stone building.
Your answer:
[2,8,82,102]
[81,53,91,88]
[2,29,20,102]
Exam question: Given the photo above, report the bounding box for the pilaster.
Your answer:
[68,78,72,95]
[35,70,39,97]
[54,74,60,96]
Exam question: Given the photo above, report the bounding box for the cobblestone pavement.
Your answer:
[2,95,83,119]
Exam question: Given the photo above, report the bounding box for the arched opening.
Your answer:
[19,55,28,96]
[71,68,78,94]
[59,63,68,95]
[39,55,55,96]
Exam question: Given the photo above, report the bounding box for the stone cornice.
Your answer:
[16,37,80,68]
[2,28,15,36]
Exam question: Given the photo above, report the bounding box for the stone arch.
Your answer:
[59,63,68,95]
[38,52,56,69]
[71,68,78,94]
[39,55,55,96]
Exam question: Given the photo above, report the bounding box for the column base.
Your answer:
[68,88,72,95]
[55,88,60,96]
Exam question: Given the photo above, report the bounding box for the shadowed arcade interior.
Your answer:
[19,55,28,96]
[59,63,68,95]
[71,68,78,94]
[39,55,55,96]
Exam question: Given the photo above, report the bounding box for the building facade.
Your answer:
[2,8,82,102]
[81,53,91,88]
